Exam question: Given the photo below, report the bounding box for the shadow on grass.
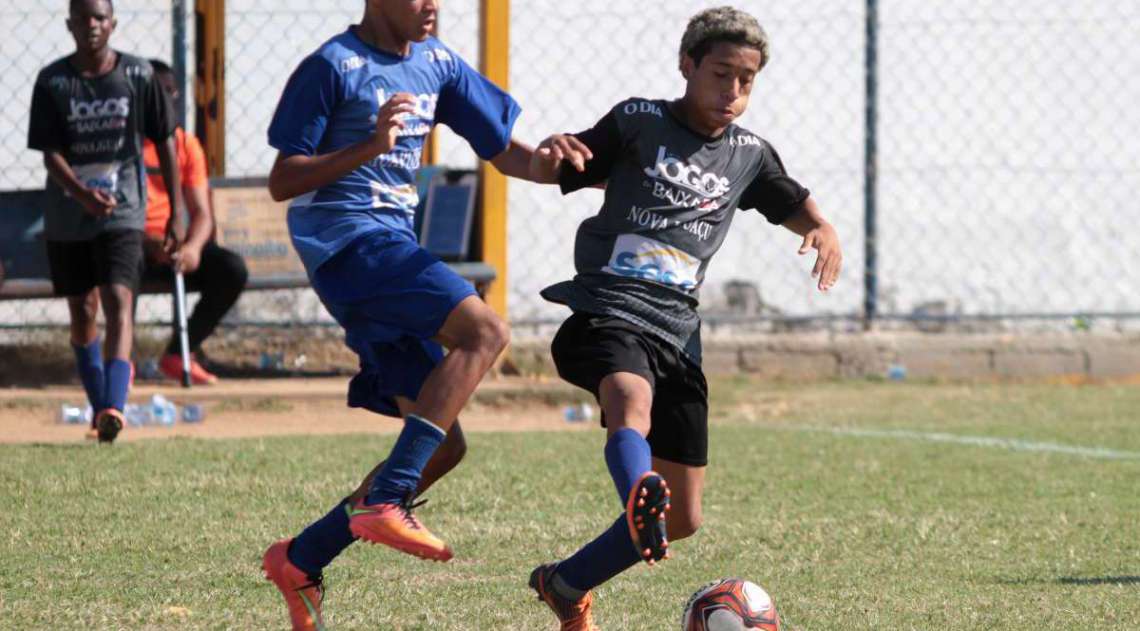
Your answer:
[1059,576,1140,586]
[26,442,91,450]
[997,575,1140,587]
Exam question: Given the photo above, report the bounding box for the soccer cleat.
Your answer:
[347,493,453,561]
[626,471,671,565]
[263,539,326,631]
[529,563,599,631]
[159,353,218,385]
[94,408,124,444]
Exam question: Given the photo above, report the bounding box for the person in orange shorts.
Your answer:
[140,59,248,385]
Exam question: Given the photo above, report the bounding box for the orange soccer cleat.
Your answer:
[263,539,326,631]
[93,408,125,444]
[529,563,600,631]
[347,493,453,562]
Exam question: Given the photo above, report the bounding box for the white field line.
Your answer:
[769,426,1140,461]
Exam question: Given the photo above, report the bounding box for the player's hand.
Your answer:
[370,93,416,155]
[77,187,116,217]
[163,214,184,263]
[171,243,201,274]
[797,223,842,292]
[530,134,593,181]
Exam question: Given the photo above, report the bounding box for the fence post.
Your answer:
[172,0,187,128]
[863,0,879,330]
[479,0,510,320]
[195,0,226,176]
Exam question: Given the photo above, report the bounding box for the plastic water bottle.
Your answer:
[59,405,85,424]
[259,352,285,371]
[563,403,594,423]
[182,404,205,423]
[151,394,178,427]
[124,403,152,427]
[138,358,162,381]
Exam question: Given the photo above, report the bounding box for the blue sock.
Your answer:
[366,414,445,504]
[72,337,105,411]
[103,359,132,412]
[288,498,356,579]
[605,428,653,505]
[555,515,640,592]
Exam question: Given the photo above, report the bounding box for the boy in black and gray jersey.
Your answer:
[27,0,182,443]
[526,7,843,627]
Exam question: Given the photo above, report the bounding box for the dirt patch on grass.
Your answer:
[0,376,598,445]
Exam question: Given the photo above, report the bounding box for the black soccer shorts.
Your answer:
[46,230,145,297]
[550,311,709,467]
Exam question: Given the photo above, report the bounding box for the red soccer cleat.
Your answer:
[159,352,218,385]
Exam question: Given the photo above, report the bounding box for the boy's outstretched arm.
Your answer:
[781,196,842,292]
[489,136,593,184]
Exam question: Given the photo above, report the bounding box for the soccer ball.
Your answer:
[680,578,780,631]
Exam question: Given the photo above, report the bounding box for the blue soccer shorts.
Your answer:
[311,230,477,417]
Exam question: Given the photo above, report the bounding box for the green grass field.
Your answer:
[2,381,1139,629]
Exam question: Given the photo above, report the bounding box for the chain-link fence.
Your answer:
[505,0,1140,331]
[1,0,194,330]
[507,1,866,331]
[2,1,1138,334]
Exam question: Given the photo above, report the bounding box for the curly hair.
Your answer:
[679,6,769,71]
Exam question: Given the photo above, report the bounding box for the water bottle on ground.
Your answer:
[124,403,152,427]
[182,404,205,423]
[259,352,285,371]
[563,403,594,423]
[138,358,162,381]
[151,394,178,427]
[59,405,85,425]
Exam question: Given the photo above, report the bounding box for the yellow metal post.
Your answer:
[194,0,226,175]
[479,0,510,319]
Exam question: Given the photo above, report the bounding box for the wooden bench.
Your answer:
[0,178,496,303]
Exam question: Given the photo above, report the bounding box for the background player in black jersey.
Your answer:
[525,7,843,628]
[27,0,182,443]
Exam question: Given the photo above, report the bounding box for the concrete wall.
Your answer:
[509,333,1140,381]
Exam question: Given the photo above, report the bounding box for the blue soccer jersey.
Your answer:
[268,29,520,272]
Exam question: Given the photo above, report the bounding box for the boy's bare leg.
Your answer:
[651,457,704,541]
[66,290,100,346]
[98,283,134,361]
[410,296,509,431]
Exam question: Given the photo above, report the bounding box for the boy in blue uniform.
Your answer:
[259,1,590,628]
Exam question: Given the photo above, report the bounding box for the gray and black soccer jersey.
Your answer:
[542,98,810,363]
[27,52,176,241]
